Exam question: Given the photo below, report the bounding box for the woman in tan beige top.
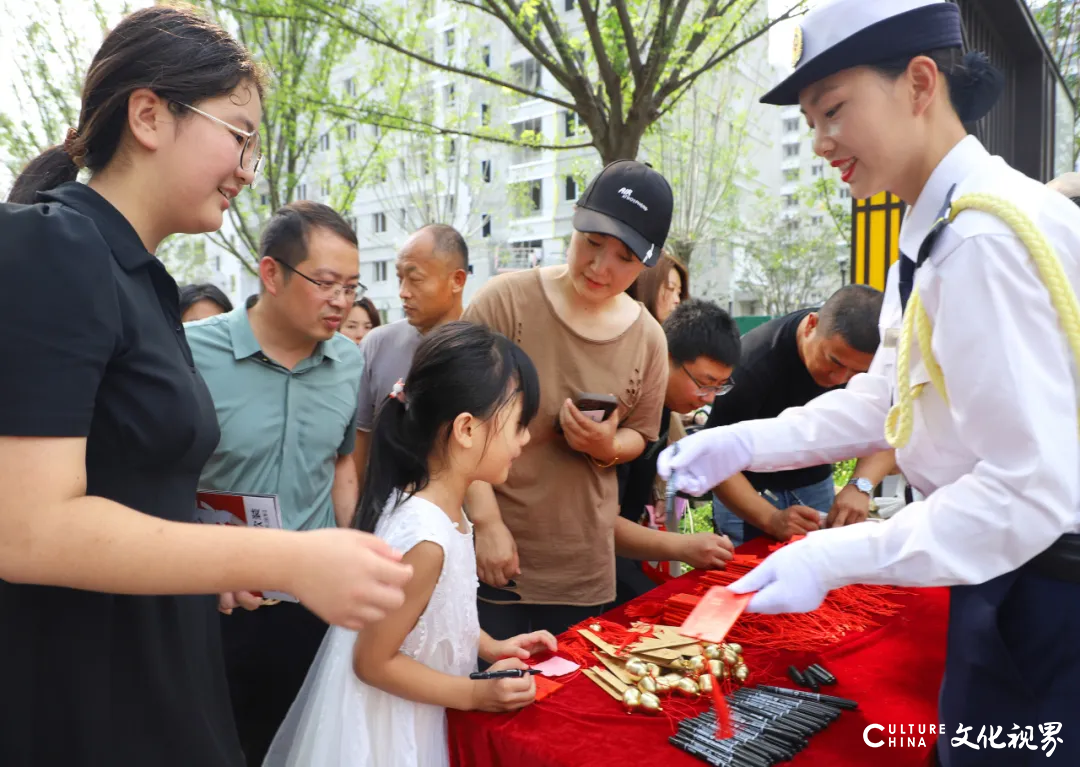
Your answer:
[463,161,677,637]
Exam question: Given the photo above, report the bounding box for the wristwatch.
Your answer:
[848,477,874,496]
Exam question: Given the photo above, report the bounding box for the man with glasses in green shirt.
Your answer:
[184,201,364,766]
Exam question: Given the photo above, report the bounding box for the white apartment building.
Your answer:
[204,2,780,321]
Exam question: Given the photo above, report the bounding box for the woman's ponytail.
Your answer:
[7,146,80,205]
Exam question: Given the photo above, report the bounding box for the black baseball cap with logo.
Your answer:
[572,160,674,267]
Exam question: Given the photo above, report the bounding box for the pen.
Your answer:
[469,668,542,680]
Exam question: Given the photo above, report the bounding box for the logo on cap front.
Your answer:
[618,187,649,212]
[792,25,804,68]
[644,244,655,264]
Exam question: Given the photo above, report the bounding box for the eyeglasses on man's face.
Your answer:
[273,257,366,300]
[177,102,263,188]
[681,363,734,396]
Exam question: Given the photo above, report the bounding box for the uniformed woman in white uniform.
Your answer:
[660,1,1080,764]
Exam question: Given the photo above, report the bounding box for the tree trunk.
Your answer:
[665,236,696,268]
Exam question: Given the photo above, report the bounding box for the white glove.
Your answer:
[656,425,753,497]
[727,538,831,614]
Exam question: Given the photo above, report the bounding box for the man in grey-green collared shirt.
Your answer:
[187,304,361,532]
[184,201,365,767]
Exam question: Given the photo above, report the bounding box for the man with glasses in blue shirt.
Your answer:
[184,201,365,766]
[707,284,886,545]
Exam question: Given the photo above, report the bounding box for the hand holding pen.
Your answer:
[468,658,537,713]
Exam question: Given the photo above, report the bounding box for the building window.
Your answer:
[445,84,456,109]
[481,159,492,183]
[344,77,357,97]
[565,175,578,201]
[260,193,269,206]
[319,133,331,151]
[379,163,388,182]
[786,219,800,233]
[783,168,800,182]
[375,261,388,282]
[564,111,579,137]
[482,214,491,238]
[346,123,358,141]
[811,214,824,226]
[446,138,457,160]
[347,216,357,233]
[482,45,491,68]
[783,117,800,132]
[444,28,455,59]
[511,58,541,91]
[812,163,823,177]
[398,208,407,226]
[511,117,543,163]
[481,103,490,126]
[783,194,797,208]
[839,187,851,199]
[214,255,221,271]
[513,179,542,213]
[321,180,331,197]
[565,0,574,9]
[297,184,308,200]
[373,212,387,233]
[783,142,800,158]
[447,194,456,214]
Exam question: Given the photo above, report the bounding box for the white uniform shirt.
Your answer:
[741,136,1080,589]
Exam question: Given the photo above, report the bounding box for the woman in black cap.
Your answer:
[464,160,732,639]
[660,1,1080,763]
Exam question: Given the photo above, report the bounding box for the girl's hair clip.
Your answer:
[389,378,406,404]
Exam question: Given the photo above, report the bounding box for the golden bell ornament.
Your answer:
[676,677,700,697]
[640,691,663,713]
[655,676,673,693]
[622,687,642,711]
[662,672,684,686]
[624,659,648,682]
[686,655,706,674]
[721,648,738,667]
[733,664,749,683]
[645,663,661,679]
[708,659,724,678]
[703,644,721,660]
[727,643,743,655]
[638,676,658,694]
[699,674,714,694]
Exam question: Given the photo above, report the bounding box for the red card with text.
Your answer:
[194,490,296,603]
[680,586,752,644]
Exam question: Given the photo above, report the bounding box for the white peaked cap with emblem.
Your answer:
[762,0,963,105]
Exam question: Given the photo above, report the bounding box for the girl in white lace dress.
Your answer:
[264,323,556,767]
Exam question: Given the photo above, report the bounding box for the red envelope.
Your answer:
[679,586,752,643]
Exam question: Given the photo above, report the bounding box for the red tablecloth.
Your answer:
[450,539,949,767]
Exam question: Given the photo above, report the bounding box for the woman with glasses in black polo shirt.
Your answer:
[0,8,410,766]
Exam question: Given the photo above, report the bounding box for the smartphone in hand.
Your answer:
[554,392,618,433]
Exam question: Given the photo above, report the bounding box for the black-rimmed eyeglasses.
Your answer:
[682,364,734,396]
